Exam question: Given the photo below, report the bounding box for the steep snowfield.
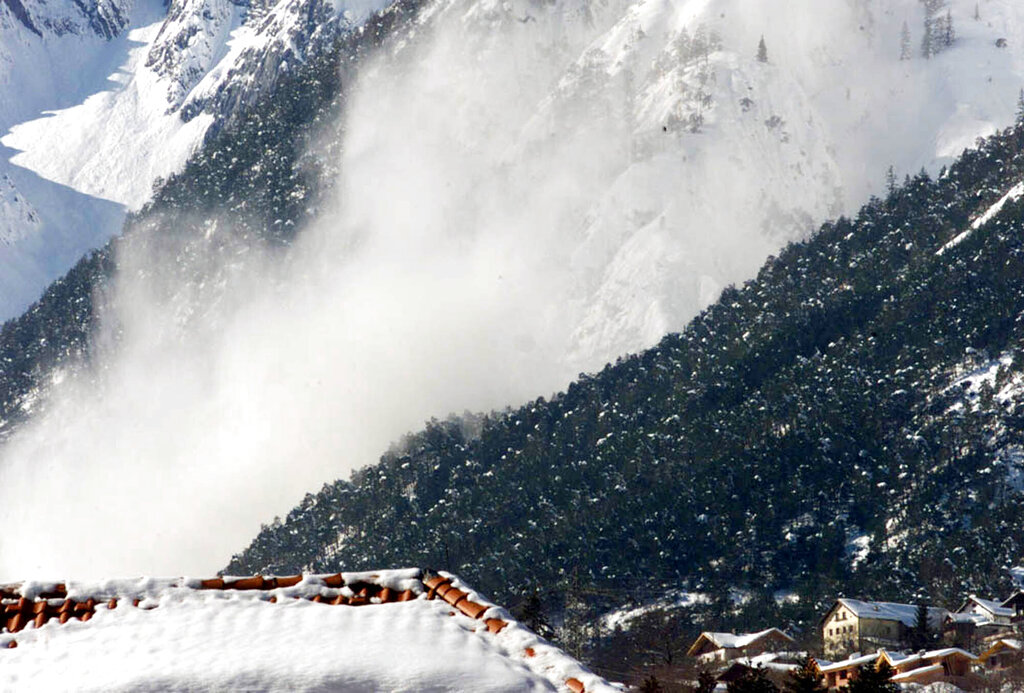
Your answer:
[0,0,154,320]
[3,15,217,209]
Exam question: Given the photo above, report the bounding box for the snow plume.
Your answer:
[0,0,635,579]
[2,0,1023,579]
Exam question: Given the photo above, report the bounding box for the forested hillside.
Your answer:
[228,121,1024,670]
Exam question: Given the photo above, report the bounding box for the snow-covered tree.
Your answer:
[900,21,912,60]
[920,0,947,58]
[757,35,768,63]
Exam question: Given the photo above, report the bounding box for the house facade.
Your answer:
[1004,590,1024,631]
[686,628,795,666]
[820,598,947,659]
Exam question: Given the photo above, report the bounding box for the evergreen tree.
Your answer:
[886,165,898,194]
[900,21,912,60]
[920,0,945,58]
[942,10,955,47]
[729,666,779,693]
[783,657,827,693]
[974,3,979,20]
[1016,89,1024,127]
[907,603,934,651]
[513,591,554,639]
[757,35,769,63]
[848,661,898,693]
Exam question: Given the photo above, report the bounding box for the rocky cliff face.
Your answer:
[1,0,131,38]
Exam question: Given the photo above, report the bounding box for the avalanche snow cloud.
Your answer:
[1,0,1023,579]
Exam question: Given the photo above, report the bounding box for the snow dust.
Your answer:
[2,0,1024,580]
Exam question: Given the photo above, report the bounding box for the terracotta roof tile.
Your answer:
[322,573,344,588]
[1,569,615,692]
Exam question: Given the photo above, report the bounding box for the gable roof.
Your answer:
[1003,590,1024,609]
[879,647,977,669]
[817,648,976,675]
[957,595,1014,619]
[829,598,947,628]
[1,568,618,692]
[979,638,1023,660]
[686,628,794,657]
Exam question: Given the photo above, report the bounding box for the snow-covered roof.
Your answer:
[959,595,1014,619]
[0,569,620,692]
[980,638,1023,658]
[834,598,947,628]
[733,651,807,668]
[882,647,977,668]
[688,628,794,655]
[818,647,976,675]
[890,663,943,682]
[816,652,879,673]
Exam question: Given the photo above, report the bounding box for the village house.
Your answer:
[881,648,978,688]
[1004,590,1024,628]
[814,647,977,690]
[956,595,1015,627]
[820,598,947,659]
[814,651,878,689]
[978,638,1022,671]
[685,628,795,666]
[944,595,1017,650]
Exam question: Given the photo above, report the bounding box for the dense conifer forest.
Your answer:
[227,123,1024,677]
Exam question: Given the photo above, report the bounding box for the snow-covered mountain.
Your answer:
[0,0,387,321]
[3,0,1024,580]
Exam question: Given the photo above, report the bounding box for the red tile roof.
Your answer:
[1,568,613,692]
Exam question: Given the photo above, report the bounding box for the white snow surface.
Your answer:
[2,17,215,210]
[0,571,621,692]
